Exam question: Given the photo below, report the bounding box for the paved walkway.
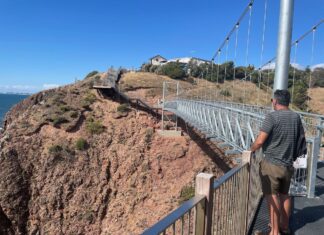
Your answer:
[250,161,324,235]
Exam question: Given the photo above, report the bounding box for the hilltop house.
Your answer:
[167,57,210,66]
[150,55,167,66]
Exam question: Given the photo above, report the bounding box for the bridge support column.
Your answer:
[273,0,294,92]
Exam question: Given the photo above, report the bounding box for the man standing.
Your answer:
[250,89,306,235]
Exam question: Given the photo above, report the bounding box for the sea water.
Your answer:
[0,94,29,127]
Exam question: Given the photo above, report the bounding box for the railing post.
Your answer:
[242,151,252,234]
[307,137,321,198]
[242,150,252,165]
[195,173,214,235]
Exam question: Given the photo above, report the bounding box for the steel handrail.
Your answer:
[142,194,206,235]
[213,163,248,189]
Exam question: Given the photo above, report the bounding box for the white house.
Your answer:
[150,55,167,66]
[167,57,210,65]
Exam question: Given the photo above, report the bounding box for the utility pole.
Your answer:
[273,0,294,92]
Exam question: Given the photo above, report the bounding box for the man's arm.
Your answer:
[250,131,269,152]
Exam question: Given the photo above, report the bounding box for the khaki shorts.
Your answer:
[259,159,294,195]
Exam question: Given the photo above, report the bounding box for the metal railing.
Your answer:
[142,150,262,235]
[143,137,320,235]
[142,195,205,235]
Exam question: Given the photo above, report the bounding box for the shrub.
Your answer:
[186,76,196,84]
[82,93,97,108]
[144,128,154,144]
[86,118,104,135]
[140,63,152,72]
[149,65,159,73]
[52,116,68,126]
[75,138,88,151]
[117,104,130,113]
[220,89,231,97]
[179,185,195,204]
[160,62,186,80]
[48,144,75,157]
[59,105,71,113]
[70,111,79,118]
[85,71,99,78]
[48,144,63,154]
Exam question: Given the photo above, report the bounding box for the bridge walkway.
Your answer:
[250,161,324,235]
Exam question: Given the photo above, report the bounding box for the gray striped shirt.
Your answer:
[261,109,302,167]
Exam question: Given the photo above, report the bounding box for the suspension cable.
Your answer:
[247,20,324,82]
[224,39,229,80]
[307,28,316,111]
[212,0,254,60]
[259,0,268,104]
[232,23,240,101]
[210,59,213,101]
[216,50,221,84]
[291,42,298,104]
[260,0,268,68]
[244,4,253,103]
[223,38,229,101]
[266,66,271,102]
[216,50,221,100]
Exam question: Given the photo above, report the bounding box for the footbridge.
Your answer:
[142,95,324,235]
[141,0,324,233]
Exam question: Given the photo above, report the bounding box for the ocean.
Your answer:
[0,94,29,127]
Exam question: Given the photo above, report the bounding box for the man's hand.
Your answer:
[250,131,269,152]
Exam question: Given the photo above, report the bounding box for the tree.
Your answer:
[291,80,308,110]
[160,62,186,79]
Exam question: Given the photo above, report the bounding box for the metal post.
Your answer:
[307,137,320,198]
[273,0,294,92]
[176,82,179,130]
[161,82,165,131]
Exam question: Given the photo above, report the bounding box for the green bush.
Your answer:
[117,104,130,113]
[86,118,104,135]
[85,71,99,78]
[179,185,195,204]
[220,89,231,97]
[48,144,63,154]
[70,111,79,118]
[59,105,71,113]
[52,116,68,126]
[144,128,154,144]
[160,62,186,80]
[75,138,88,151]
[48,143,75,157]
[140,63,152,72]
[82,93,97,108]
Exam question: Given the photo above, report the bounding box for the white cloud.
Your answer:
[261,62,275,70]
[311,63,324,71]
[0,85,38,94]
[261,62,306,71]
[291,63,305,71]
[42,84,60,90]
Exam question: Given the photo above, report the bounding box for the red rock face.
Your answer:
[0,75,229,234]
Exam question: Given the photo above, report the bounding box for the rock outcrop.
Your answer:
[0,73,228,234]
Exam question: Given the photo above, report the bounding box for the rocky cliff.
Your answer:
[0,73,229,235]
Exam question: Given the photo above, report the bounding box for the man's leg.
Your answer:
[266,194,280,235]
[279,194,291,232]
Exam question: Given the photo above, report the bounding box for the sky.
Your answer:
[0,0,323,93]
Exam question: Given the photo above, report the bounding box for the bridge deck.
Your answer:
[250,161,324,235]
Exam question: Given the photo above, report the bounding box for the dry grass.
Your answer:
[119,72,273,107]
[308,87,324,115]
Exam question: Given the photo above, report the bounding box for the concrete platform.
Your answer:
[157,130,182,137]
